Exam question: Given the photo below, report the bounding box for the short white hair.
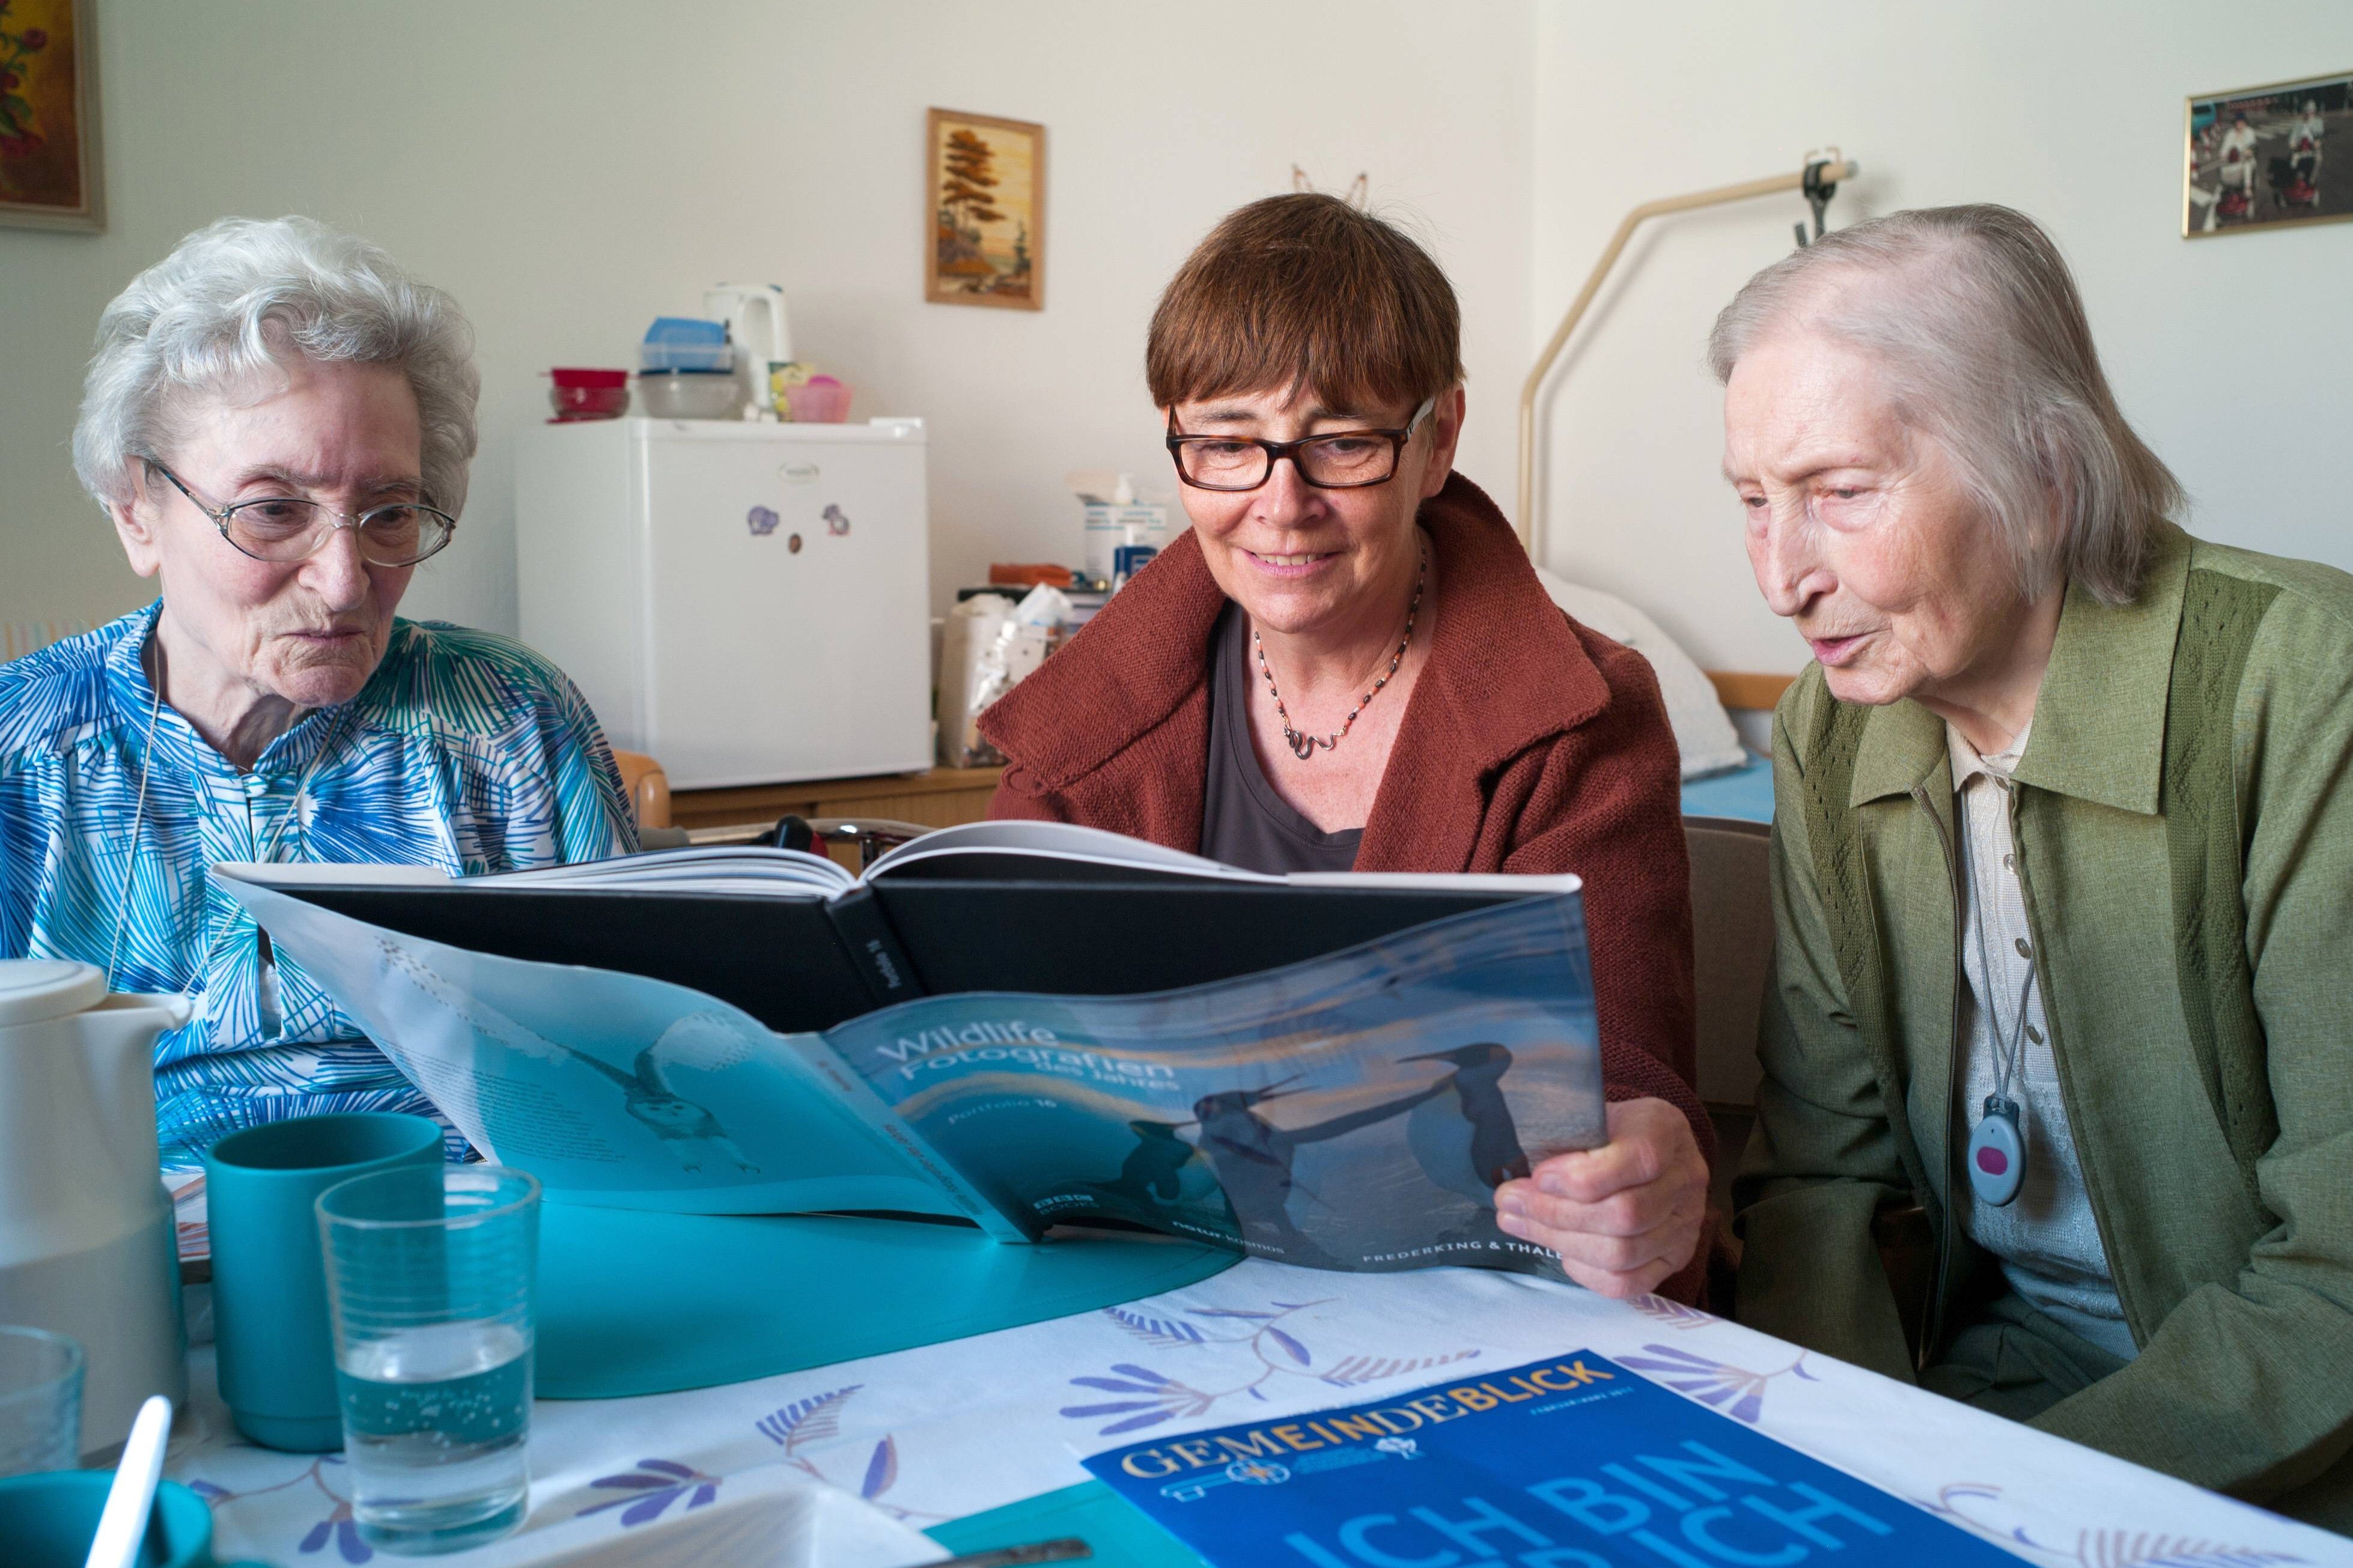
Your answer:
[1707,204,2181,606]
[73,216,480,518]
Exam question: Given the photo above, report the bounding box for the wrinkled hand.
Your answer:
[1494,1096,1708,1299]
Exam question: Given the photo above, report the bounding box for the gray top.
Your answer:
[1199,603,1363,874]
[1947,719,2137,1363]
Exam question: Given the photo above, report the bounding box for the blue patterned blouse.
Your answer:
[0,605,638,1169]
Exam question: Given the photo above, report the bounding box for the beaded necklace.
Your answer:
[1252,543,1425,761]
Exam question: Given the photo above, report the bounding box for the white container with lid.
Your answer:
[0,959,191,1456]
[1079,473,1170,584]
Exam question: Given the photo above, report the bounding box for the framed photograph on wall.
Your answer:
[925,108,1044,310]
[2184,70,2351,238]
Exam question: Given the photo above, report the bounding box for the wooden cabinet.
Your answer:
[669,767,1004,833]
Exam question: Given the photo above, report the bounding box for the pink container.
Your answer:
[785,375,851,424]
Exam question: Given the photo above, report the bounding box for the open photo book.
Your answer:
[218,821,1606,1278]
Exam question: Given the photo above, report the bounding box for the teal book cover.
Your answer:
[1085,1350,2018,1567]
[826,896,1601,1274]
[228,863,1605,1277]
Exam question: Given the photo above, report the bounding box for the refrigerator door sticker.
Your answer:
[747,506,780,537]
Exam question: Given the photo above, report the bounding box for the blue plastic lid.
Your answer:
[644,316,728,344]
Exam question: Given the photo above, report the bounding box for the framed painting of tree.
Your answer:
[925,108,1043,311]
[0,0,102,232]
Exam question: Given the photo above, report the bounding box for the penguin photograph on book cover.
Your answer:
[1186,1044,1537,1268]
[875,994,1594,1277]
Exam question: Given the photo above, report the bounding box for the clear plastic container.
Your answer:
[636,369,743,419]
[0,1328,82,1477]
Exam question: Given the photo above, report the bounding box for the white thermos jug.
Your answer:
[0,959,190,1456]
[704,283,793,414]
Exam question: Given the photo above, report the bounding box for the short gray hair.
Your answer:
[1706,204,2180,605]
[73,216,480,518]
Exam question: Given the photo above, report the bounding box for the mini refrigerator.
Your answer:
[516,417,932,789]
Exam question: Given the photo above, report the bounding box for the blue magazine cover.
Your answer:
[1085,1351,2017,1567]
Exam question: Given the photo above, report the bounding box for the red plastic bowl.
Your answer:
[549,384,629,419]
[547,368,630,419]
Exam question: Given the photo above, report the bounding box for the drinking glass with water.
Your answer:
[316,1165,539,1554]
[0,1327,83,1476]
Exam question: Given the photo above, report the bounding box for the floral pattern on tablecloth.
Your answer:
[1058,1296,1485,1437]
[168,1260,2344,1566]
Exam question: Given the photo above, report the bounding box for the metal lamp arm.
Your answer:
[1514,154,1858,556]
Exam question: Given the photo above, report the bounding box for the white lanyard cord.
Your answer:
[1962,786,2038,1106]
[104,674,169,992]
[105,640,342,998]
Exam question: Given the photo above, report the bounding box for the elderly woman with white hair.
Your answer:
[0,216,635,1177]
[1720,205,2353,1525]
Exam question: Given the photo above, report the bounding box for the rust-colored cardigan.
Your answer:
[979,475,1710,1296]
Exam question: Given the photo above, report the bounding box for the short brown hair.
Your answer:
[1146,193,1462,415]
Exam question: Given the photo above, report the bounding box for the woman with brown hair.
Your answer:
[980,193,1712,1301]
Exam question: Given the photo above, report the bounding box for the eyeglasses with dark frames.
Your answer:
[143,460,457,568]
[1165,395,1439,492]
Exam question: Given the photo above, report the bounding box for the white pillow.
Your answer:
[1533,567,1749,780]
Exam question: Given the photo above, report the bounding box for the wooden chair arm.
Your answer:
[609,749,672,830]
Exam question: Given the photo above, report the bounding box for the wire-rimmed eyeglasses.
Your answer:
[1165,395,1438,492]
[144,460,457,567]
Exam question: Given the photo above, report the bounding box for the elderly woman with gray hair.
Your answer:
[1721,204,2353,1525]
[0,216,635,1177]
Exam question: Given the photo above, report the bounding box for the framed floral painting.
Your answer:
[0,0,101,232]
[925,108,1043,311]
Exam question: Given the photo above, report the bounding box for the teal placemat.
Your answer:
[535,1207,1240,1399]
[929,1481,1207,1567]
[1681,750,1774,823]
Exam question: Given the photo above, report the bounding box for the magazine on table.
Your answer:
[1083,1349,2018,1566]
[218,821,1605,1277]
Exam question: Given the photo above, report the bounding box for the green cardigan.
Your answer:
[1734,522,2353,1525]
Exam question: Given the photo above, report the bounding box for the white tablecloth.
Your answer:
[165,1262,2348,1565]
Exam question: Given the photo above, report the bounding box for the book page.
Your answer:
[216,848,855,899]
[862,820,1583,898]
[476,846,853,896]
[865,819,1270,881]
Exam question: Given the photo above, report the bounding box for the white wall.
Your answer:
[18,2,2348,681]
[0,0,1535,636]
[1532,0,2353,675]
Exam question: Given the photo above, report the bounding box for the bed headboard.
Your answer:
[1703,670,1795,713]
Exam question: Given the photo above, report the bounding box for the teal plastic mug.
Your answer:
[0,1471,265,1567]
[203,1113,445,1451]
